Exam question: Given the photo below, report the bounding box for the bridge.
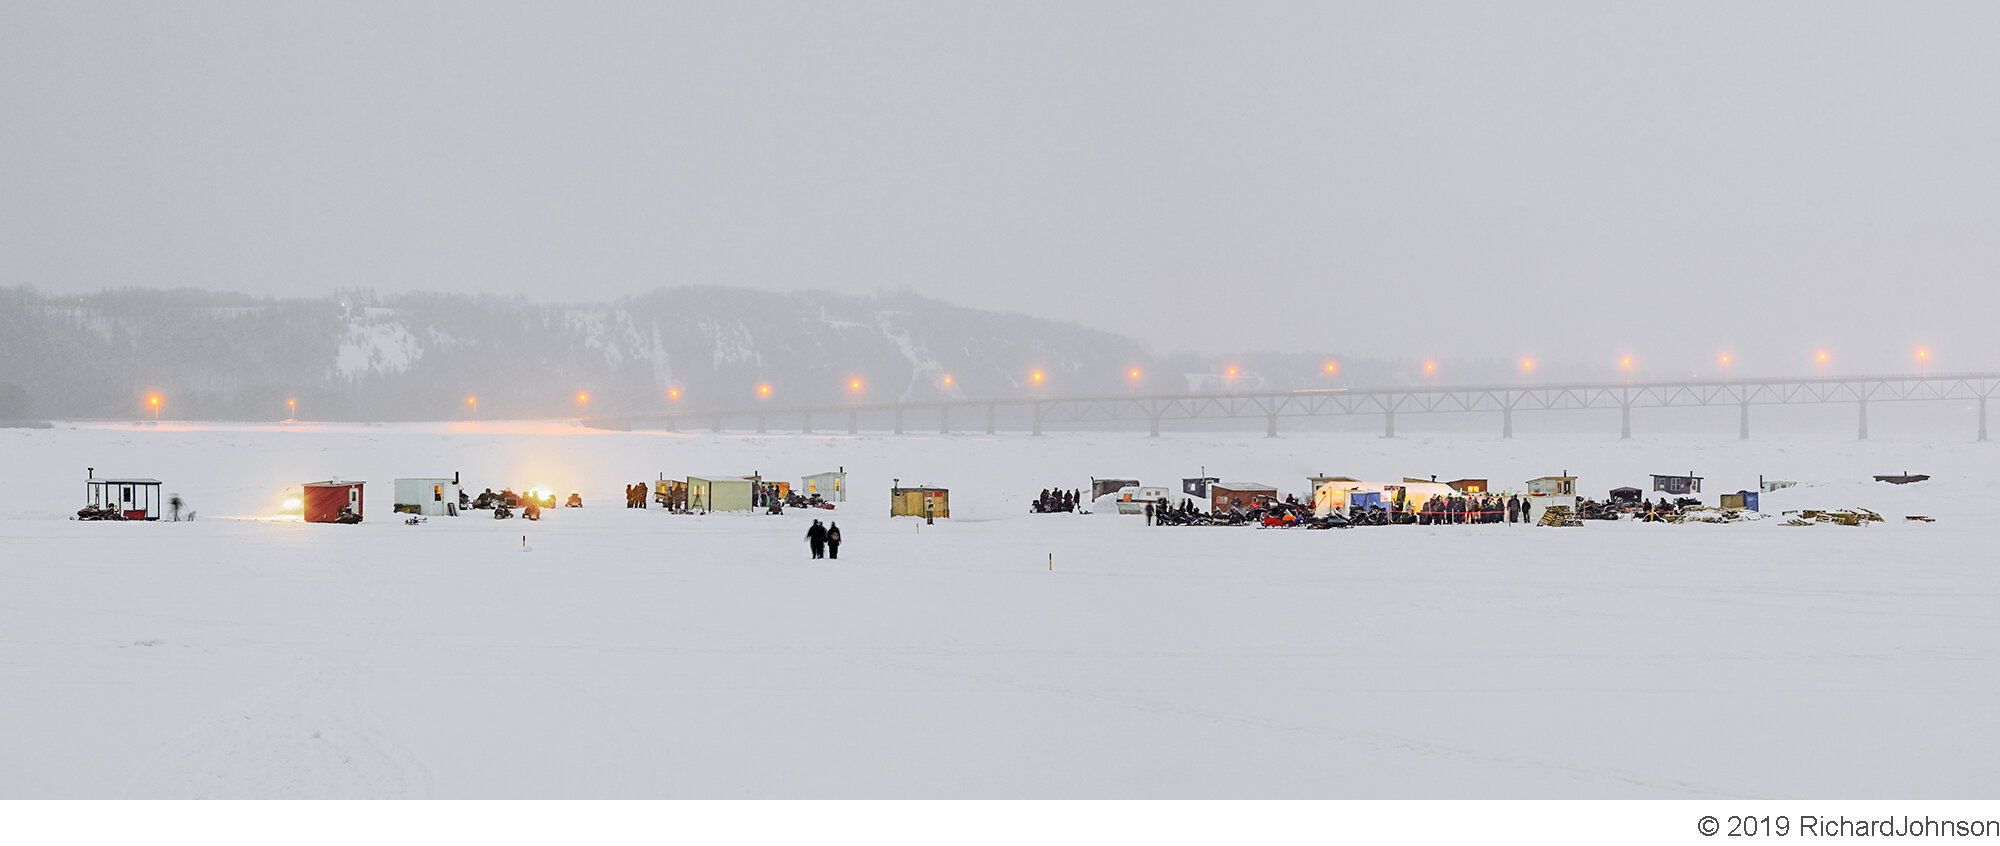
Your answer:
[584,372,2000,440]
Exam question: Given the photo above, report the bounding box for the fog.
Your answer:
[5,2,1998,377]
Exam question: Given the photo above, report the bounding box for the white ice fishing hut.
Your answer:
[802,468,847,502]
[85,469,161,520]
[394,473,461,516]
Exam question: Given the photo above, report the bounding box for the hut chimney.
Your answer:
[87,467,94,479]
[453,471,460,485]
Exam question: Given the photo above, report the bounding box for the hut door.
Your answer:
[348,487,361,513]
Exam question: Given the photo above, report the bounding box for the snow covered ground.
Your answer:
[2,421,1994,798]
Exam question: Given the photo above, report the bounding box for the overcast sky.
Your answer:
[4,1,1997,376]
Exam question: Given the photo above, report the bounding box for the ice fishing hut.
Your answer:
[890,486,949,518]
[1182,476,1220,499]
[302,480,364,523]
[1526,475,1576,497]
[1447,478,1488,494]
[688,476,756,512]
[1209,482,1278,513]
[1651,472,1703,496]
[84,469,161,520]
[1719,490,1760,511]
[802,468,847,502]
[393,474,460,516]
[1091,477,1140,500]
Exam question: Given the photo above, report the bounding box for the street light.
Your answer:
[147,394,161,421]
[1030,370,1045,386]
[758,383,772,399]
[667,387,681,401]
[1323,361,1339,379]
[1917,347,1931,377]
[1815,350,1829,378]
[467,396,478,420]
[286,398,296,421]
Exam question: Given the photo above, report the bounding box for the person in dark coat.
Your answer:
[826,522,842,559]
[1506,496,1519,524]
[807,519,828,559]
[1144,501,1154,526]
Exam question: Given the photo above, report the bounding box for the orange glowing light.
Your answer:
[1226,367,1239,378]
[667,388,681,400]
[758,384,772,397]
[1817,352,1828,362]
[1918,348,1930,360]
[1521,359,1533,370]
[1128,369,1141,380]
[1620,357,1632,368]
[1720,355,1731,365]
[941,375,954,387]
[1031,371,1044,383]
[1324,362,1338,374]
[850,379,863,391]
[576,392,589,404]
[1423,362,1435,373]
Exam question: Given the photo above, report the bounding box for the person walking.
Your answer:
[1144,501,1154,526]
[807,519,828,559]
[826,522,842,559]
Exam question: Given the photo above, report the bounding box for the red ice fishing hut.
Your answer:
[302,480,364,523]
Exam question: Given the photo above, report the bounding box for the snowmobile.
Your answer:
[492,503,514,520]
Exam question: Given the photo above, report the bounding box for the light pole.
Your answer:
[467,396,478,420]
[286,398,296,421]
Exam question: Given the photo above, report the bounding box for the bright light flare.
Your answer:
[1128,369,1141,381]
[849,379,863,392]
[757,383,772,397]
[1423,362,1435,373]
[941,375,953,387]
[1323,361,1339,375]
[1030,371,1045,384]
[1520,359,1533,371]
[576,392,589,404]
[667,388,681,400]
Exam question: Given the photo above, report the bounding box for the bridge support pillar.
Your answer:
[756,415,767,434]
[1981,397,1989,442]
[987,403,997,435]
[1620,404,1632,439]
[894,408,904,435]
[940,406,949,435]
[801,412,811,434]
[1502,406,1514,439]
[1031,403,1044,436]
[1266,412,1278,438]
[1148,415,1161,438]
[1739,402,1750,440]
[1858,397,1868,440]
[1382,408,1396,438]
[849,410,858,435]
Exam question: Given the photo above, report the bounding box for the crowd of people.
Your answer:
[1032,488,1082,513]
[1415,493,1536,525]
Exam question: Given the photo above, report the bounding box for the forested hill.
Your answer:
[0,287,1166,420]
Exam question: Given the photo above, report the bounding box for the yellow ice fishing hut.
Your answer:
[890,486,949,518]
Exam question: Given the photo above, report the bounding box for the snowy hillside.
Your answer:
[3,423,1994,797]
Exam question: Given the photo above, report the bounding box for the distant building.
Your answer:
[394,474,460,517]
[890,486,949,518]
[1526,476,1576,497]
[85,470,161,521]
[1209,482,1278,513]
[688,476,756,512]
[303,480,365,523]
[1447,478,1488,494]
[802,468,847,502]
[1650,472,1703,496]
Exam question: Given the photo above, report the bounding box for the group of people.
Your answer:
[623,483,650,508]
[805,518,843,559]
[1415,493,1535,525]
[1032,488,1082,513]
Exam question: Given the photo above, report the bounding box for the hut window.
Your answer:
[434,485,443,502]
